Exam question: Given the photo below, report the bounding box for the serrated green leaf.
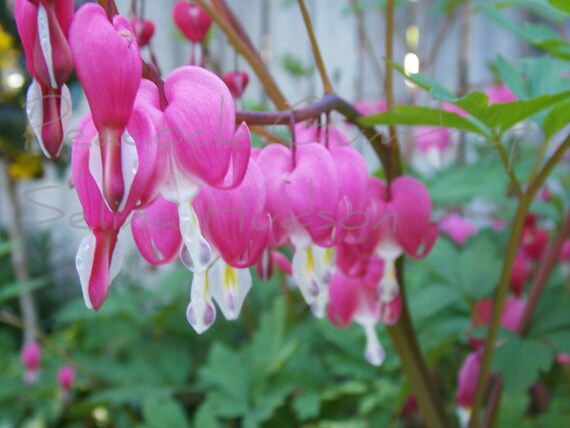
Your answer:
[496,56,530,100]
[545,330,570,355]
[292,391,321,421]
[359,105,486,135]
[0,277,49,305]
[409,284,463,322]
[543,102,570,140]
[550,0,570,13]
[458,238,502,299]
[492,337,554,394]
[142,398,190,428]
[194,401,223,428]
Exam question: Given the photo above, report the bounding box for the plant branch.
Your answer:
[470,131,570,427]
[2,168,39,346]
[297,0,333,94]
[494,139,523,199]
[195,0,288,110]
[384,0,402,185]
[236,93,392,180]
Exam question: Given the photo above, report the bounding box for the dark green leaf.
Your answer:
[0,277,49,305]
[458,238,502,299]
[550,0,570,13]
[543,102,570,140]
[492,337,554,394]
[142,398,190,428]
[359,105,486,135]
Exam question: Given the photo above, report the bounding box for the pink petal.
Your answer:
[172,1,212,43]
[132,197,182,265]
[284,144,339,246]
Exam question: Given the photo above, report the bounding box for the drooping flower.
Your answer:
[486,84,516,105]
[411,126,454,175]
[129,17,155,48]
[72,108,158,311]
[559,240,570,262]
[510,254,530,296]
[439,213,478,246]
[223,70,250,99]
[57,365,75,391]
[469,296,526,348]
[15,0,74,158]
[455,350,483,426]
[158,66,251,275]
[185,158,269,333]
[172,0,212,64]
[131,196,183,266]
[254,249,292,281]
[368,176,438,322]
[257,142,342,317]
[521,214,549,261]
[70,3,143,211]
[327,257,386,365]
[21,341,41,385]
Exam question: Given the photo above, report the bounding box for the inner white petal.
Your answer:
[178,203,212,273]
[37,4,57,89]
[75,233,96,310]
[118,131,139,212]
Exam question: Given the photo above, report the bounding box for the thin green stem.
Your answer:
[470,131,570,427]
[384,0,402,184]
[297,0,333,93]
[494,137,523,199]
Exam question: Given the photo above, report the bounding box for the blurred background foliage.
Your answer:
[1,0,570,427]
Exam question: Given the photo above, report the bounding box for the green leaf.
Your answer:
[194,401,223,428]
[142,398,190,428]
[425,162,507,205]
[492,337,554,394]
[292,391,321,421]
[0,240,19,258]
[545,330,570,355]
[458,238,502,299]
[0,277,49,305]
[528,295,570,335]
[359,105,486,135]
[479,91,570,130]
[496,56,529,100]
[550,0,570,13]
[198,343,250,417]
[543,102,570,140]
[409,284,463,322]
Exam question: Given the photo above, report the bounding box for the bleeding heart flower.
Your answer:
[21,341,41,385]
[57,365,75,391]
[129,17,155,47]
[510,254,530,296]
[327,257,387,365]
[173,0,212,43]
[369,177,438,322]
[158,66,251,275]
[223,71,250,99]
[186,159,269,333]
[132,196,183,265]
[15,0,74,158]
[522,215,549,261]
[469,297,526,348]
[486,84,516,104]
[70,3,143,211]
[72,108,158,311]
[172,0,211,64]
[455,350,483,423]
[440,213,477,246]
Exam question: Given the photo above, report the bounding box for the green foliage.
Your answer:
[492,337,554,394]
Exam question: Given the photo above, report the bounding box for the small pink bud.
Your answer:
[223,71,250,99]
[21,342,41,384]
[129,17,155,47]
[172,1,212,43]
[522,223,549,261]
[510,254,530,297]
[57,365,75,391]
[439,213,477,246]
[486,84,516,105]
[559,240,570,262]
